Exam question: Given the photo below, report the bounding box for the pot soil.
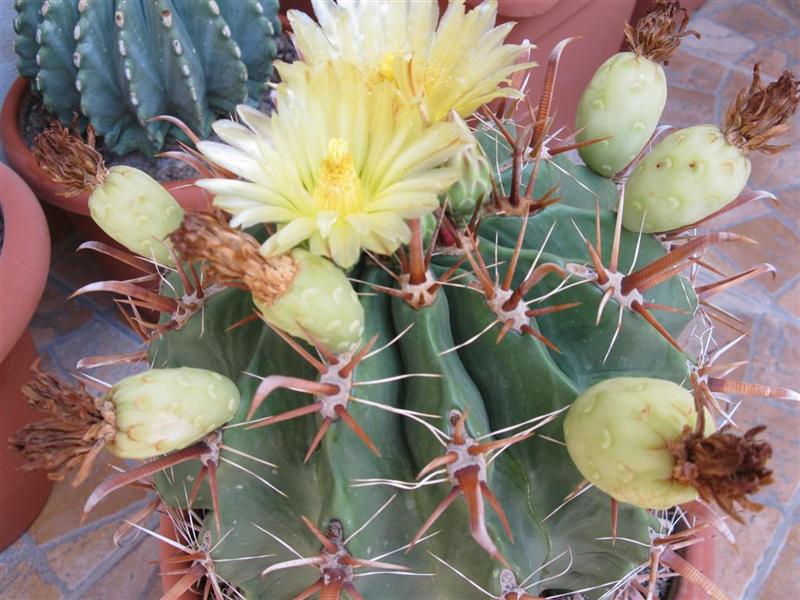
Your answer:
[0,163,52,550]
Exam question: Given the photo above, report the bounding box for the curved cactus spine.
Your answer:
[14,0,281,156]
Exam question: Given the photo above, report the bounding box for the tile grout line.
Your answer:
[741,485,800,598]
[66,512,160,600]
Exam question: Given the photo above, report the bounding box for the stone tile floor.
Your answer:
[1,1,799,599]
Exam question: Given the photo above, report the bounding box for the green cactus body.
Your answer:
[13,0,43,78]
[564,377,715,509]
[87,166,184,264]
[255,248,365,355]
[108,367,240,459]
[143,138,707,597]
[15,0,281,155]
[575,52,667,177]
[35,0,81,124]
[623,124,751,232]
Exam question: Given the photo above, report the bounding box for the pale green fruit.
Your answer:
[108,368,240,459]
[256,248,365,354]
[564,377,715,510]
[623,125,750,232]
[576,52,667,177]
[88,166,185,265]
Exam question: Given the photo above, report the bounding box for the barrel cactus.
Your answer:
[12,1,798,599]
[13,0,281,156]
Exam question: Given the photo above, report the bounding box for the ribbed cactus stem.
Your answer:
[15,0,281,155]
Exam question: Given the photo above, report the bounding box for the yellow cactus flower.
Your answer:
[196,60,471,268]
[289,0,533,123]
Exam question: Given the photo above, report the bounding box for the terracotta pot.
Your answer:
[157,514,715,599]
[0,77,212,281]
[159,514,196,600]
[0,163,53,551]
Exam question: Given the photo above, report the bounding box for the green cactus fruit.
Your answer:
[576,1,696,177]
[255,248,365,355]
[622,125,749,232]
[88,166,184,265]
[623,65,799,232]
[108,367,240,459]
[564,377,715,509]
[14,0,281,155]
[576,52,666,177]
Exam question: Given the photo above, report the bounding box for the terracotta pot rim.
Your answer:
[0,162,50,364]
[0,77,208,217]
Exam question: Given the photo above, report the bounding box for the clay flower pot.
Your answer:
[0,162,53,550]
[0,77,210,281]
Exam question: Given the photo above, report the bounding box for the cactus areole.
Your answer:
[11,1,796,599]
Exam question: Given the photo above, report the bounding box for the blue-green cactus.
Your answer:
[13,0,281,155]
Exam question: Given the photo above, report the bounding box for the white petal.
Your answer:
[260,218,316,256]
[315,211,339,238]
[236,104,273,139]
[212,120,262,155]
[197,141,270,185]
[328,221,361,268]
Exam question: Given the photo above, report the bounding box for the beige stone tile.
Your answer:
[83,536,161,600]
[28,455,147,545]
[661,86,718,128]
[774,187,800,229]
[758,523,800,599]
[679,16,758,62]
[0,562,62,600]
[713,2,792,42]
[717,218,800,293]
[748,318,800,392]
[713,504,783,600]
[666,52,726,92]
[777,278,800,318]
[46,522,122,590]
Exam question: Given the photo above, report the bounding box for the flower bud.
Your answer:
[441,135,492,223]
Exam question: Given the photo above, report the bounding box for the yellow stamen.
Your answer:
[314,138,363,214]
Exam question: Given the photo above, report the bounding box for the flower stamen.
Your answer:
[314,138,363,214]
